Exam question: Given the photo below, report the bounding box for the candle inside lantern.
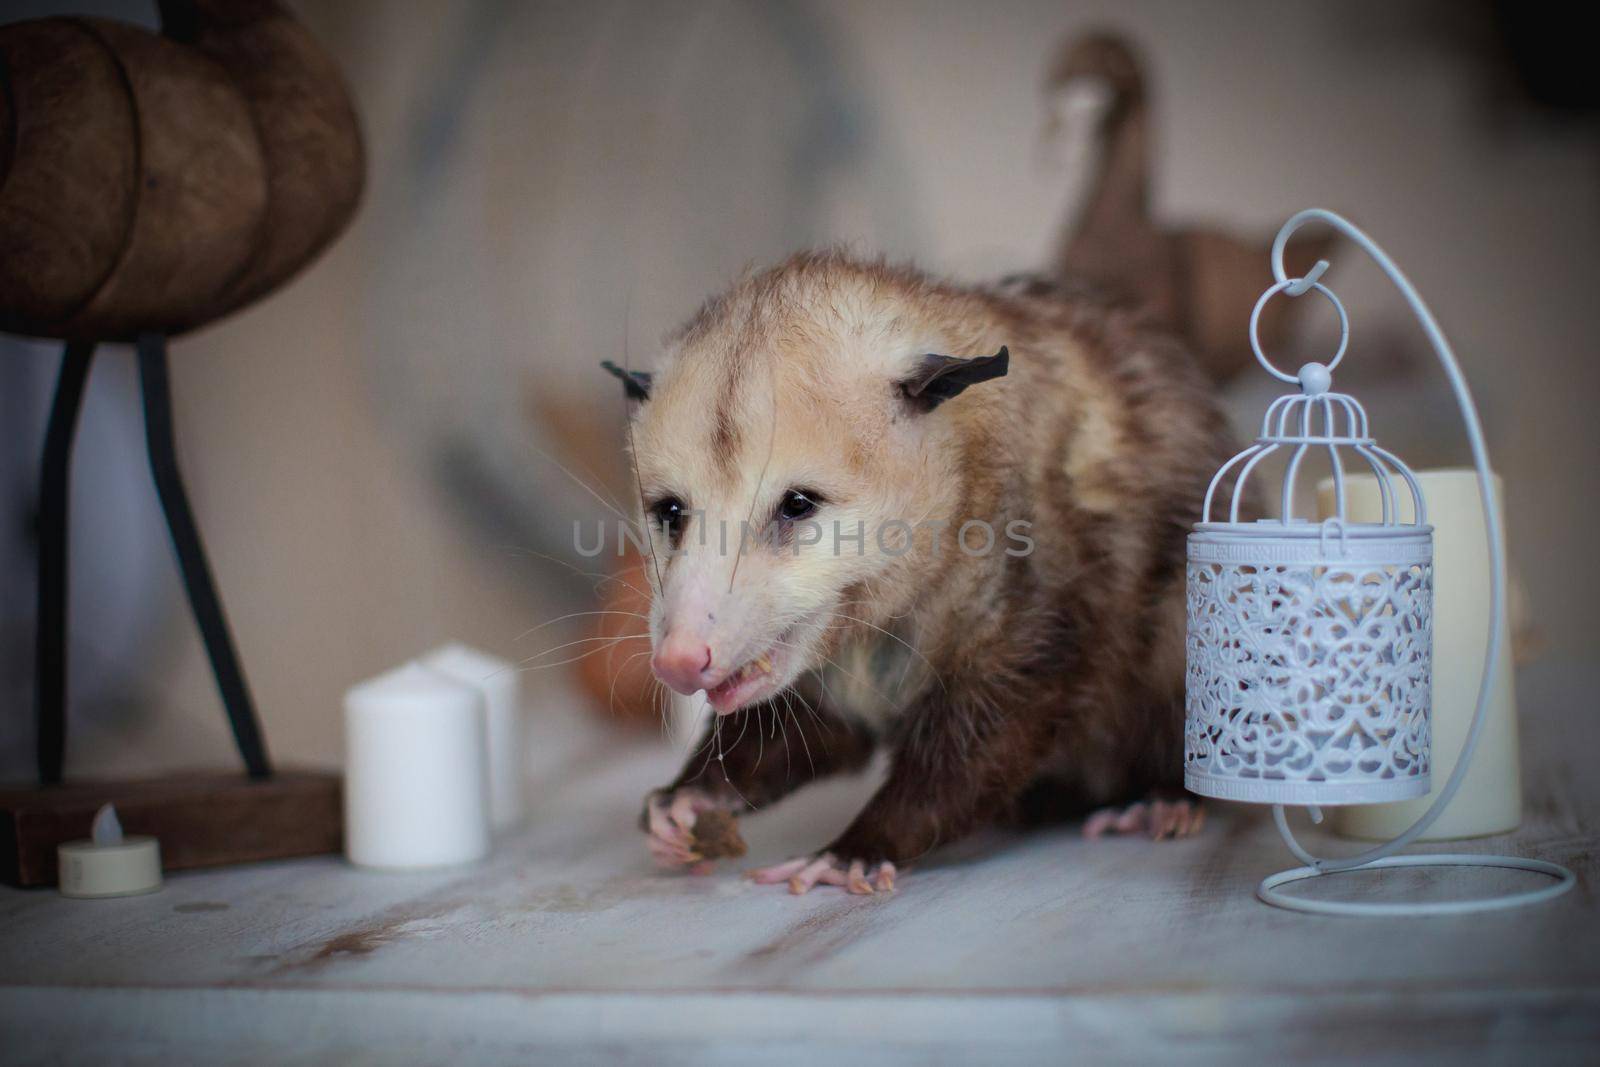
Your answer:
[1318,468,1522,840]
[57,803,162,898]
[343,663,492,869]
[421,643,523,832]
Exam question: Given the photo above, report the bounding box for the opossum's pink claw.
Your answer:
[847,859,872,895]
[789,854,846,895]
[646,796,692,848]
[745,857,809,885]
[669,791,712,832]
[1151,798,1206,839]
[643,787,722,868]
[746,854,898,895]
[1082,807,1121,839]
[1084,798,1205,841]
[850,860,897,894]
[646,834,697,867]
[1112,802,1150,834]
[872,861,896,892]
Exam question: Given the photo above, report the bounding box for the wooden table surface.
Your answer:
[3,663,1597,1065]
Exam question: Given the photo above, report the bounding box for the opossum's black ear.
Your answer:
[899,346,1009,410]
[600,360,652,402]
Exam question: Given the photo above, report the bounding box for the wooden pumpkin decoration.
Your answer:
[0,0,364,341]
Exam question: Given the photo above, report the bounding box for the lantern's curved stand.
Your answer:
[1254,208,1575,915]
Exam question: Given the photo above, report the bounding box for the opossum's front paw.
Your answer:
[746,853,897,896]
[640,788,738,873]
[1083,798,1205,841]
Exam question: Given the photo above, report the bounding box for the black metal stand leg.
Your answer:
[36,342,96,785]
[137,333,272,778]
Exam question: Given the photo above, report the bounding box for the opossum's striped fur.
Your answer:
[632,250,1237,867]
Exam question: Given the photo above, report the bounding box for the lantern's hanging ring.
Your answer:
[1249,278,1348,384]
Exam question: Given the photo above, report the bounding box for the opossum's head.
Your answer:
[608,254,1008,714]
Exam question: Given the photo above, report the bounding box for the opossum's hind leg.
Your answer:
[1083,793,1205,841]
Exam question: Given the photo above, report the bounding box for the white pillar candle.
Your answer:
[343,663,491,869]
[1317,468,1521,840]
[421,643,523,832]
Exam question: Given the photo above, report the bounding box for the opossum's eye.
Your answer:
[648,496,686,546]
[776,488,822,522]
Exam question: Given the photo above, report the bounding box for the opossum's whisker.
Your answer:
[753,704,765,772]
[783,685,831,752]
[653,679,672,742]
[780,688,816,777]
[727,356,778,594]
[514,637,636,672]
[817,611,947,693]
[512,609,649,644]
[767,637,885,721]
[496,546,650,599]
[529,443,636,529]
[516,635,632,666]
[620,307,667,600]
[608,648,654,719]
[810,667,842,718]
[521,633,639,664]
[693,702,732,781]
[687,718,718,765]
[713,712,754,811]
[729,705,752,752]
[773,694,793,780]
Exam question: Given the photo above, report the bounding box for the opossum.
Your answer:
[607,251,1237,895]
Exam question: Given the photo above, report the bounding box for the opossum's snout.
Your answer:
[653,629,793,715]
[650,582,814,715]
[651,633,713,695]
[646,519,832,716]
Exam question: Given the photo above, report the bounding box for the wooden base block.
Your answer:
[0,770,342,888]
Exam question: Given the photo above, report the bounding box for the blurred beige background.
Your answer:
[3,0,1595,781]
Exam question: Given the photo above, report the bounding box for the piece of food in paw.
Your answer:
[689,809,747,860]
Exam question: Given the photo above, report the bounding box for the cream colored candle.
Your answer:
[1317,468,1521,840]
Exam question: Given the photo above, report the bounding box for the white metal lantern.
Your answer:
[1184,281,1434,807]
[1187,209,1574,916]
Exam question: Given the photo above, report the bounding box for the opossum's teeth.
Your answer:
[705,641,787,713]
[721,649,776,687]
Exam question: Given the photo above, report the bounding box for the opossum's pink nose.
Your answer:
[652,634,716,695]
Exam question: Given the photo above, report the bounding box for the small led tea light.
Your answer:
[1185,208,1575,916]
[58,804,162,898]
